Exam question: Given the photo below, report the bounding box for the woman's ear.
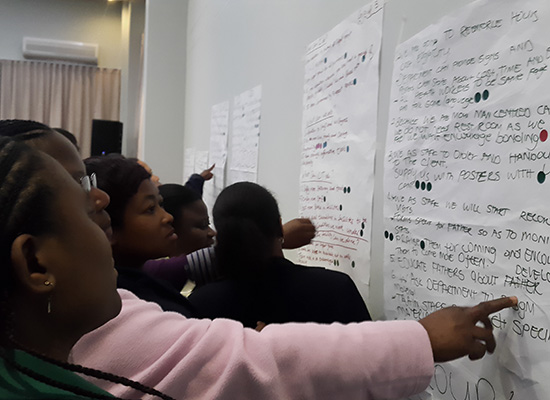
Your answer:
[10,234,56,294]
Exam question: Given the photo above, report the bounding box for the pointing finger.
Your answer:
[471,296,518,320]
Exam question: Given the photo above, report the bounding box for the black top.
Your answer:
[189,257,371,328]
[117,266,195,317]
[184,173,205,196]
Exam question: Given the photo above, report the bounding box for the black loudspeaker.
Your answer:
[90,119,123,156]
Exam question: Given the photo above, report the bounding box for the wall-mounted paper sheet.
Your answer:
[384,0,550,398]
[194,150,209,175]
[183,147,196,184]
[298,0,384,284]
[205,100,229,208]
[227,85,262,185]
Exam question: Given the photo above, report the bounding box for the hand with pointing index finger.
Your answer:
[419,296,518,363]
[200,164,215,181]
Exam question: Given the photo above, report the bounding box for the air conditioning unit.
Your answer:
[22,37,99,65]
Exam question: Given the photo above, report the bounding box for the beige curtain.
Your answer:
[0,59,121,157]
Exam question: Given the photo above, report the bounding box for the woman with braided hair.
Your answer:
[0,120,113,242]
[0,137,173,399]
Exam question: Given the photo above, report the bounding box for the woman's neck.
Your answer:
[11,316,73,361]
[10,295,78,362]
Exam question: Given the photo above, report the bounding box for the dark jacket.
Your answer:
[116,266,195,317]
[189,257,371,328]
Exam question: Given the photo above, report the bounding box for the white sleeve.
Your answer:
[185,246,218,286]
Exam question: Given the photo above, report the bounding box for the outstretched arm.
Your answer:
[282,218,316,249]
[73,290,434,400]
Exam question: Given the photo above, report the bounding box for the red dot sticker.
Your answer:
[541,129,548,142]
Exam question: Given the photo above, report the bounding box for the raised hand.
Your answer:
[200,164,216,181]
[282,218,316,249]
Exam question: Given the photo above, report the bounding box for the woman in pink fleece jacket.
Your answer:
[72,290,515,400]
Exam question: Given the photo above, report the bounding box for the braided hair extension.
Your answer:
[13,348,176,400]
[0,119,51,140]
[0,136,175,400]
[0,347,120,400]
[0,137,113,399]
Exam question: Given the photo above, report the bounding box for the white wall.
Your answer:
[121,0,146,157]
[176,0,477,319]
[0,0,145,156]
[140,0,188,183]
[0,0,125,68]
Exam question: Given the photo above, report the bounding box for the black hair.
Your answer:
[0,120,79,154]
[0,119,53,142]
[53,127,79,150]
[84,154,151,230]
[0,131,173,399]
[213,182,283,278]
[0,137,56,306]
[159,183,202,228]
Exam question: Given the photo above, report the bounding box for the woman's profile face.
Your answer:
[112,178,178,265]
[38,155,120,335]
[173,199,216,255]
